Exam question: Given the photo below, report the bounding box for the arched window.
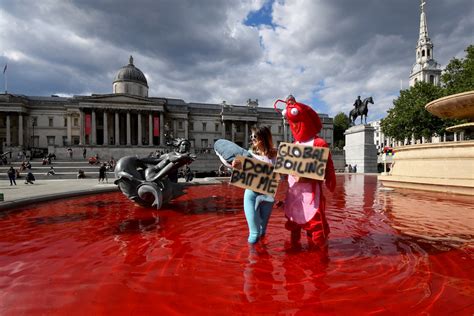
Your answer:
[430,75,434,84]
[427,49,430,57]
[422,50,425,57]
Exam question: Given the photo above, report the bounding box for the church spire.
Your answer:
[419,0,429,40]
[409,0,441,87]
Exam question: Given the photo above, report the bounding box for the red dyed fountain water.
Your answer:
[0,175,473,314]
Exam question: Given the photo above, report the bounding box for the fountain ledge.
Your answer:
[379,141,474,195]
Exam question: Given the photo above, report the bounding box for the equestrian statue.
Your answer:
[349,96,373,125]
[114,138,196,209]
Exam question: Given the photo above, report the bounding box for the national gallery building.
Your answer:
[0,57,334,171]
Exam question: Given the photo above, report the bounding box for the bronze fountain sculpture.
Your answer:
[114,138,196,209]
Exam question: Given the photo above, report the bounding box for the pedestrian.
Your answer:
[276,95,336,248]
[77,169,86,179]
[7,166,16,185]
[231,126,277,244]
[25,170,35,184]
[98,163,107,183]
[67,147,73,160]
[82,147,87,159]
[353,164,357,173]
[46,166,56,176]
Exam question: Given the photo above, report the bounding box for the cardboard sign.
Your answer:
[274,142,329,180]
[229,156,280,196]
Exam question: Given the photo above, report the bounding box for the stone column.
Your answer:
[222,121,226,138]
[126,111,131,146]
[103,111,108,145]
[67,114,72,145]
[79,110,85,145]
[91,110,96,145]
[115,112,120,146]
[18,114,23,147]
[137,112,142,146]
[159,113,164,146]
[231,122,235,142]
[6,114,11,146]
[148,113,153,146]
[185,119,188,139]
[244,122,248,147]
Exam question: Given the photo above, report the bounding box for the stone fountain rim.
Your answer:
[425,90,474,120]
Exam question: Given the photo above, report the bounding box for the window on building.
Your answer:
[47,136,55,145]
[64,118,67,127]
[236,125,241,133]
[422,50,425,57]
[48,117,53,127]
[215,123,219,132]
[73,118,79,127]
[202,122,207,131]
[189,122,194,131]
[62,136,68,146]
[32,117,38,127]
[201,139,208,148]
[427,49,430,57]
[430,75,435,84]
[226,124,231,132]
[178,120,183,130]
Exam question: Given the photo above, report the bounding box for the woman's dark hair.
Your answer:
[251,126,276,158]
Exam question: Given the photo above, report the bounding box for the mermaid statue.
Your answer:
[114,138,196,209]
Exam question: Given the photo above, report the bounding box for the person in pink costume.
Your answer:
[275,95,336,246]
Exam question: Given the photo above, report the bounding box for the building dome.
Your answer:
[113,56,149,97]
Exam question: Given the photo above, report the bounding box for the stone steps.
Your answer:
[0,160,114,180]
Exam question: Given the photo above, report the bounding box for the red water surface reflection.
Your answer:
[0,175,473,315]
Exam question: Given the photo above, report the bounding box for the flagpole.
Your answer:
[3,64,7,94]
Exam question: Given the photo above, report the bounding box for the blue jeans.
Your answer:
[243,189,273,244]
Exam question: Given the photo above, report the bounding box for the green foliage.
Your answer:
[333,112,350,148]
[381,45,472,140]
[441,45,474,94]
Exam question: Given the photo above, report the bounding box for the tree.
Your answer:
[333,112,350,149]
[441,45,474,95]
[381,82,450,141]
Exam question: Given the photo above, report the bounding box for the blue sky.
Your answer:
[1,0,472,121]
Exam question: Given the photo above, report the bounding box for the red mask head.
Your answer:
[274,95,322,142]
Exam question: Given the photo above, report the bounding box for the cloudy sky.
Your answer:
[0,0,472,121]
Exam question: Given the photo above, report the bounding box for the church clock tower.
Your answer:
[409,0,442,87]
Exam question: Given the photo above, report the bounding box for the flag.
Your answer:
[2,64,6,74]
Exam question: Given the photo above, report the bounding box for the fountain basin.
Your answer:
[425,90,474,119]
[380,90,474,195]
[0,176,472,315]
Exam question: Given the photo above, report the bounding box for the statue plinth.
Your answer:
[344,125,378,173]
